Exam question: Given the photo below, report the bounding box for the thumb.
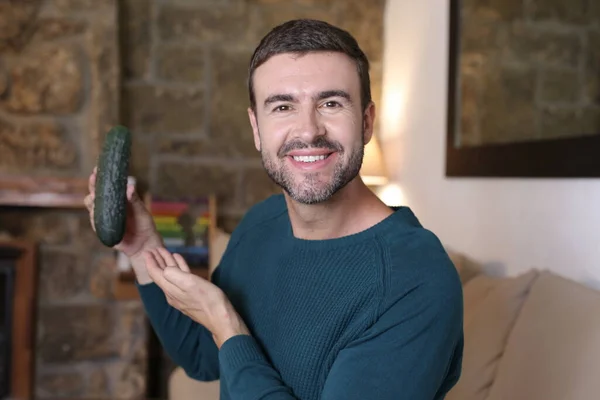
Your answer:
[126,183,147,214]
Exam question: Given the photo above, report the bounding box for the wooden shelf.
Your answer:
[0,175,88,208]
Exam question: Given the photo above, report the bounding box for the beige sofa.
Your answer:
[169,232,600,400]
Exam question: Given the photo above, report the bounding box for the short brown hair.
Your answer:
[248,19,372,112]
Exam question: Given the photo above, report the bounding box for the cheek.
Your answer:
[258,119,290,150]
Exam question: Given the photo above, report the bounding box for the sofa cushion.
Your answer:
[486,271,600,400]
[446,249,483,285]
[445,269,539,400]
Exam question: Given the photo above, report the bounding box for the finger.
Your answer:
[88,167,97,194]
[84,195,96,231]
[173,253,191,273]
[126,183,135,200]
[163,266,192,290]
[83,194,93,211]
[150,248,168,270]
[157,247,178,269]
[144,251,163,284]
[128,188,150,218]
[144,252,182,297]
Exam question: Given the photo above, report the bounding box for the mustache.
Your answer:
[278,136,343,158]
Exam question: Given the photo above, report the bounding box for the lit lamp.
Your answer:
[360,134,388,187]
[360,135,404,208]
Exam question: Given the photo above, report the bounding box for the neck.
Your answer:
[284,178,394,240]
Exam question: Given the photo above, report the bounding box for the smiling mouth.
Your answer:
[290,153,333,163]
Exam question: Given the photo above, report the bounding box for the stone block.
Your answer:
[585,30,600,103]
[3,45,83,114]
[0,62,6,97]
[37,371,84,398]
[0,209,79,245]
[592,1,600,23]
[110,340,147,400]
[157,45,206,83]
[0,0,39,52]
[461,19,508,53]
[539,107,587,139]
[38,249,88,302]
[529,0,589,23]
[89,254,117,299]
[76,211,115,252]
[580,107,600,135]
[209,48,257,157]
[336,1,385,63]
[154,161,239,209]
[504,24,581,69]
[86,15,120,166]
[248,0,338,5]
[479,66,537,144]
[117,302,145,337]
[129,135,152,189]
[85,369,110,399]
[33,18,86,40]
[249,4,337,45]
[241,168,280,208]
[540,69,581,104]
[54,0,114,11]
[123,84,205,134]
[463,0,523,21]
[159,134,258,160]
[0,119,78,172]
[158,4,250,43]
[37,304,118,363]
[119,0,151,79]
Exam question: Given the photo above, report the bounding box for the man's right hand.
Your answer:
[83,166,163,284]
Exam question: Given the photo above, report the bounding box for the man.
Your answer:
[85,19,463,399]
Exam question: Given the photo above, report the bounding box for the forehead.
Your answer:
[252,52,360,98]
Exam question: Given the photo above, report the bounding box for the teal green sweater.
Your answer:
[138,194,463,399]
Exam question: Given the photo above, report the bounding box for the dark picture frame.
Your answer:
[446,0,600,178]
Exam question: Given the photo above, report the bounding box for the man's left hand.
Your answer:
[143,247,251,349]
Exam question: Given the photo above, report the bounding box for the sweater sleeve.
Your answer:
[137,282,220,381]
[217,282,463,399]
[320,282,463,399]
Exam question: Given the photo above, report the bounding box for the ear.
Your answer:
[362,101,376,144]
[248,107,261,151]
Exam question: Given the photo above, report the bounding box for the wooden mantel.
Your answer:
[0,175,88,208]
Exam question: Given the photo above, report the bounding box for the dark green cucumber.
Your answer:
[94,125,132,247]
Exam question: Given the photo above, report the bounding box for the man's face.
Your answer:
[248,52,375,205]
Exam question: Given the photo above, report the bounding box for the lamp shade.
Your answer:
[360,134,388,186]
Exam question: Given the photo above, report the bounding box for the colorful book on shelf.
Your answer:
[150,197,211,269]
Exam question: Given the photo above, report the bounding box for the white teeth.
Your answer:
[293,155,327,163]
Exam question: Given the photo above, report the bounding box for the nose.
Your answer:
[293,107,325,143]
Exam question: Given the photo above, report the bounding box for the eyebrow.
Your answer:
[263,90,353,109]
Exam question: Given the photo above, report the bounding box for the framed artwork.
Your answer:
[446,0,600,178]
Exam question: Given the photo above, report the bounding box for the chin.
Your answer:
[286,182,337,205]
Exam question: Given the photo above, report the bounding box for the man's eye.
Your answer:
[274,105,291,112]
[323,101,341,108]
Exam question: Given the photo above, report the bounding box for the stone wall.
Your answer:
[121,0,386,232]
[0,0,147,398]
[458,0,600,146]
[0,0,385,397]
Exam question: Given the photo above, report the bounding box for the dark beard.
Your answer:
[261,134,365,205]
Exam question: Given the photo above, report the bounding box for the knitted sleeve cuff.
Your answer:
[219,334,265,371]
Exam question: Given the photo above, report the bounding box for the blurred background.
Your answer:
[1,0,600,399]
